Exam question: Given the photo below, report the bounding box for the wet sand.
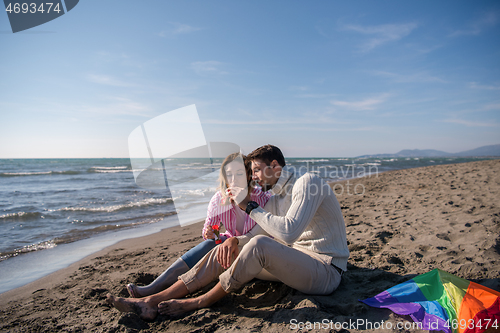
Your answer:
[1,159,499,332]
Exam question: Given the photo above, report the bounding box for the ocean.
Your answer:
[0,156,493,293]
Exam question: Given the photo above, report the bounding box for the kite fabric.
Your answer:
[360,269,500,333]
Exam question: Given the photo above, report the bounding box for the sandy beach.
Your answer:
[1,159,499,333]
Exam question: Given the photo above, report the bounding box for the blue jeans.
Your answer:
[181,239,217,269]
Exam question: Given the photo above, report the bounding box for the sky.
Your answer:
[1,0,499,158]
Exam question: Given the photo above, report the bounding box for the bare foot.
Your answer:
[106,294,157,321]
[158,298,200,316]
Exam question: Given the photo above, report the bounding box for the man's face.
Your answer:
[251,159,280,191]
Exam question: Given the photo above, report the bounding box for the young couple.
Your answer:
[107,145,350,320]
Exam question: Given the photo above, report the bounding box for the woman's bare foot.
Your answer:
[158,298,200,316]
[106,294,157,321]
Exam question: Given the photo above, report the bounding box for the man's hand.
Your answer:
[217,237,239,269]
[227,187,251,210]
[203,227,215,239]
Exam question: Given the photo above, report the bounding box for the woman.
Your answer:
[127,153,271,298]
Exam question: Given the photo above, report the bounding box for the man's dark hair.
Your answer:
[246,145,286,167]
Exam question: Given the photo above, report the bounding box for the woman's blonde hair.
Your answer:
[218,153,253,201]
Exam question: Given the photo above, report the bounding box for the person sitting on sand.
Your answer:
[126,152,271,298]
[107,145,349,320]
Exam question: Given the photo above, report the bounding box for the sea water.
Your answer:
[0,156,492,293]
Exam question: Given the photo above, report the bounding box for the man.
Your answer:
[107,145,349,319]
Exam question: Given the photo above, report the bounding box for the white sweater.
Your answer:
[236,167,350,271]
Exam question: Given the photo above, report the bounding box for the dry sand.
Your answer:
[1,159,499,332]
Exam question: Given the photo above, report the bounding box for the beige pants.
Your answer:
[179,235,342,295]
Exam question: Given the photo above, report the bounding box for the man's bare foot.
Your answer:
[106,294,157,321]
[158,298,200,316]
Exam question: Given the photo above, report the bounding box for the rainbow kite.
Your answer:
[360,269,500,333]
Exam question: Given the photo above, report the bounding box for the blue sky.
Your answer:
[1,0,499,158]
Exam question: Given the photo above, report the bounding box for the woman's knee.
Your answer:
[199,239,217,251]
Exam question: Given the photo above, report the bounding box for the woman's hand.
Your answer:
[203,227,215,239]
[226,186,247,205]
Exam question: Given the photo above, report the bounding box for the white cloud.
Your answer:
[315,24,329,38]
[93,51,148,69]
[191,61,228,76]
[412,44,443,55]
[449,12,498,37]
[443,119,498,127]
[484,103,500,110]
[340,22,418,52]
[469,82,500,90]
[289,86,309,91]
[295,93,337,99]
[446,101,500,115]
[87,74,133,87]
[74,96,152,118]
[204,119,284,125]
[204,114,345,126]
[372,70,447,83]
[330,94,390,111]
[279,125,379,132]
[159,23,203,37]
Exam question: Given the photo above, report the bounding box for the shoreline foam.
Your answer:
[0,215,184,294]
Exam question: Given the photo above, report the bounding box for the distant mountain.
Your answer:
[395,149,452,157]
[357,144,500,158]
[453,144,500,157]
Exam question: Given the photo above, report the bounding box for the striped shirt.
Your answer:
[202,187,272,240]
